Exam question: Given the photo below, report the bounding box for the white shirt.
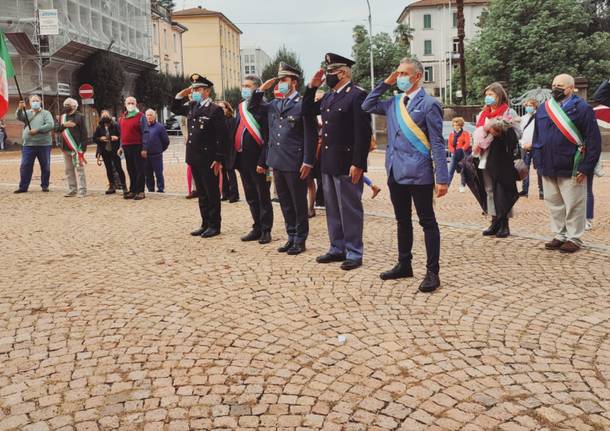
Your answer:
[405,87,423,108]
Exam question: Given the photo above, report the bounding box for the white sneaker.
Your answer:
[594,160,605,177]
[459,186,466,193]
[64,191,77,197]
[585,219,593,231]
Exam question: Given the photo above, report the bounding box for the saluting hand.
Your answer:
[385,70,400,86]
[177,87,192,98]
[260,78,278,92]
[211,161,222,176]
[309,68,325,88]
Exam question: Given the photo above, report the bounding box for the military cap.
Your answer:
[324,53,355,71]
[190,73,213,88]
[277,62,301,79]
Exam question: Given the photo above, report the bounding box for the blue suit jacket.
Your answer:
[249,90,316,172]
[362,82,449,185]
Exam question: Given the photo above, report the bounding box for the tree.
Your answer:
[222,87,242,111]
[456,0,467,103]
[261,46,304,100]
[351,24,411,91]
[465,0,610,102]
[156,0,175,12]
[77,51,125,115]
[134,70,171,113]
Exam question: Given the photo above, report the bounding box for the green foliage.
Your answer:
[261,46,304,99]
[135,70,171,113]
[77,51,125,115]
[157,0,175,12]
[222,87,242,111]
[351,24,413,91]
[465,0,610,103]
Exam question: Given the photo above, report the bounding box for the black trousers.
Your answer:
[123,145,145,194]
[274,169,308,244]
[388,175,440,274]
[222,168,240,200]
[191,161,221,230]
[100,148,126,188]
[238,164,273,233]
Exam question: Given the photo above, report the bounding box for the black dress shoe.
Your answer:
[418,271,441,293]
[124,192,135,199]
[42,187,49,192]
[228,197,239,203]
[341,259,362,270]
[14,189,27,194]
[105,188,116,195]
[278,241,294,253]
[518,190,528,197]
[482,217,499,236]
[201,228,220,238]
[495,218,510,238]
[241,230,262,242]
[287,243,306,255]
[316,253,346,264]
[258,231,272,244]
[191,227,207,236]
[380,262,413,280]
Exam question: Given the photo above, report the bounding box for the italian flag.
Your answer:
[0,30,15,119]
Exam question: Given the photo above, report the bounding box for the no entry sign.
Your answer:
[79,84,94,99]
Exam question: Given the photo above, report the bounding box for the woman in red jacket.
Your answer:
[447,117,471,192]
[118,96,149,200]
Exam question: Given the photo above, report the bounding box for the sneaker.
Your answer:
[64,191,77,197]
[77,193,86,198]
[459,186,466,193]
[585,219,593,231]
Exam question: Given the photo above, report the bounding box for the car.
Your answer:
[164,116,182,135]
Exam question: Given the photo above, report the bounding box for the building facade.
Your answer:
[240,47,271,79]
[397,0,489,102]
[151,3,187,76]
[173,7,242,97]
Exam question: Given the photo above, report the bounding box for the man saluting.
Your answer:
[171,74,229,238]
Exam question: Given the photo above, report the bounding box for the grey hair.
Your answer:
[244,74,262,87]
[63,97,78,109]
[145,108,157,119]
[399,57,424,75]
[28,94,41,102]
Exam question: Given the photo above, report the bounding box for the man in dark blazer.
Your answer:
[303,53,372,270]
[171,73,229,238]
[249,62,317,255]
[362,58,449,292]
[231,74,273,245]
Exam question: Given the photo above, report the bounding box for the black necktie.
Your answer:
[404,96,410,107]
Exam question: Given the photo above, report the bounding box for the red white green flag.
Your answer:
[0,29,16,119]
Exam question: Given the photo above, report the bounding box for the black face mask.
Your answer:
[101,117,111,124]
[552,87,567,102]
[63,106,72,113]
[325,73,340,89]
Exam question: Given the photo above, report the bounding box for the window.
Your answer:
[163,29,167,50]
[245,65,250,74]
[153,23,157,44]
[453,38,460,53]
[453,12,457,28]
[424,40,432,55]
[173,33,177,52]
[424,66,434,83]
[251,66,255,74]
[423,14,432,29]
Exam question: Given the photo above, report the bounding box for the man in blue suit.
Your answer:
[249,62,317,255]
[303,53,372,270]
[362,58,449,292]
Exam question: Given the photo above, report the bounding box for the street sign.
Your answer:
[82,98,95,105]
[79,84,94,99]
[39,9,59,36]
[57,82,71,96]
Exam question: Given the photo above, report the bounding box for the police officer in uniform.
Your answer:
[303,53,372,270]
[171,74,229,238]
[249,62,317,255]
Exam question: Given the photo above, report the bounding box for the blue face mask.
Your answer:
[191,91,203,103]
[484,95,496,106]
[397,76,413,92]
[241,87,252,100]
[278,82,290,95]
[525,106,535,114]
[31,101,41,110]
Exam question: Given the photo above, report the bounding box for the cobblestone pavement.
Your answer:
[1,142,610,430]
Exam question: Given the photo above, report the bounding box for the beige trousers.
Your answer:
[542,176,586,245]
[63,151,87,195]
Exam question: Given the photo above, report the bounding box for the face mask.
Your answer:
[191,91,202,103]
[484,95,496,106]
[453,126,462,132]
[101,116,111,123]
[126,104,136,112]
[525,106,535,114]
[31,101,41,110]
[63,105,72,113]
[397,76,413,92]
[552,87,567,102]
[325,73,340,89]
[278,82,290,96]
[241,87,252,100]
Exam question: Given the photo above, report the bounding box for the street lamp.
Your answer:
[366,0,376,140]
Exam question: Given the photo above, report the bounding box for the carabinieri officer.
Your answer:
[302,53,372,270]
[171,74,229,238]
[248,62,317,255]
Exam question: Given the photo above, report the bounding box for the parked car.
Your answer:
[165,116,182,136]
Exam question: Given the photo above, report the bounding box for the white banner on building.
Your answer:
[39,9,59,36]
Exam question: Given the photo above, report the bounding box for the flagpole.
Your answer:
[13,76,31,130]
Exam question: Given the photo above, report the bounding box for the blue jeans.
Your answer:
[522,151,543,195]
[19,145,52,191]
[145,153,164,192]
[586,174,594,219]
[448,149,469,186]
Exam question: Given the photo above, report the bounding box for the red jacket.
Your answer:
[119,112,148,146]
[448,129,471,153]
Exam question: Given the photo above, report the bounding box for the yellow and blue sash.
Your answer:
[394,94,431,158]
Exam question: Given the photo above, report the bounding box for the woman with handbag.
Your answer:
[472,82,521,238]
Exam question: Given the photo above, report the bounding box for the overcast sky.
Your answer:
[178,0,409,78]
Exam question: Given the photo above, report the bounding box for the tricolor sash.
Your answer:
[235,101,263,152]
[394,94,431,158]
[545,98,585,176]
[61,114,86,167]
